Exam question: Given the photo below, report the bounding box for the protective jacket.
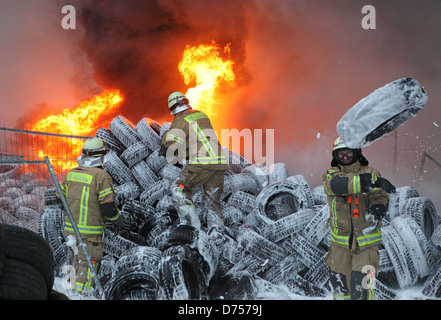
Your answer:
[323,161,389,249]
[161,108,227,170]
[59,166,120,235]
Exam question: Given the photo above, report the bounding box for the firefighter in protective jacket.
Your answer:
[323,137,395,300]
[160,92,228,230]
[57,137,124,293]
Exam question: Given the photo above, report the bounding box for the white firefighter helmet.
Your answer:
[168,91,190,115]
[333,137,348,150]
[82,137,106,157]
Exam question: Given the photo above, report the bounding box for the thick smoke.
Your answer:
[1,0,440,208]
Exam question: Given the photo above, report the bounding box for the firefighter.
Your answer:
[160,91,228,232]
[323,137,396,300]
[57,137,124,294]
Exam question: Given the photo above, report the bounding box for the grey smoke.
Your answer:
[1,0,440,208]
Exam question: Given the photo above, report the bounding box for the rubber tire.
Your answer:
[254,180,313,225]
[236,227,288,267]
[241,163,269,190]
[381,225,418,288]
[386,186,419,221]
[109,115,143,148]
[0,258,48,300]
[120,141,151,168]
[103,151,137,186]
[227,191,256,215]
[403,197,439,240]
[130,160,159,190]
[303,205,330,246]
[103,265,159,300]
[391,215,434,278]
[136,118,162,152]
[154,225,199,252]
[3,225,55,291]
[159,245,208,300]
[0,223,6,276]
[95,127,126,156]
[209,272,257,300]
[261,209,315,243]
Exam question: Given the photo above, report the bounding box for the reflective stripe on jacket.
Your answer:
[162,109,228,168]
[58,166,118,235]
[323,161,389,249]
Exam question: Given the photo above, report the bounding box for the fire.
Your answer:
[178,40,235,118]
[29,89,123,170]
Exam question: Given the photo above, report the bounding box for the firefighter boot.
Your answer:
[171,182,201,228]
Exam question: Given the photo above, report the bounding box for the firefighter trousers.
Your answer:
[172,164,225,228]
[65,232,103,293]
[326,240,379,300]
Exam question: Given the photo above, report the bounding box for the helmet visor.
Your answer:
[336,149,354,161]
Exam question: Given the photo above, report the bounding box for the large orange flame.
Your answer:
[178,40,235,119]
[29,89,123,170]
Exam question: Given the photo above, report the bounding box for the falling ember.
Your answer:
[29,89,123,170]
[178,41,235,118]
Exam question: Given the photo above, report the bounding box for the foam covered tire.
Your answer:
[130,160,159,190]
[222,173,259,198]
[103,246,161,300]
[261,209,315,243]
[120,141,151,168]
[390,215,434,278]
[109,115,143,148]
[337,77,428,148]
[386,186,419,221]
[209,272,257,300]
[403,197,439,240]
[103,151,137,186]
[103,265,159,300]
[373,279,398,300]
[227,191,256,215]
[237,227,288,266]
[303,205,330,246]
[422,264,441,298]
[0,258,48,300]
[285,273,328,298]
[95,127,126,156]
[103,230,139,258]
[159,245,208,300]
[136,118,162,152]
[145,149,168,173]
[283,234,326,269]
[154,225,199,252]
[381,225,418,288]
[241,163,269,190]
[254,180,313,225]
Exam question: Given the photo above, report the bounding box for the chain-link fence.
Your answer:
[0,127,89,232]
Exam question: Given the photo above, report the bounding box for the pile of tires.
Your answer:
[30,115,441,299]
[0,166,51,233]
[0,223,67,299]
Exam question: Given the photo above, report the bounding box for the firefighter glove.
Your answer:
[112,215,125,232]
[368,204,387,221]
[362,204,386,235]
[373,178,396,193]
